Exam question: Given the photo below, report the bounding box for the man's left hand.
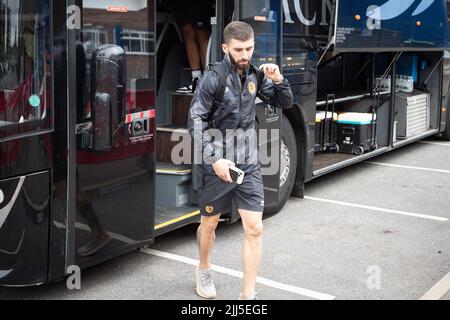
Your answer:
[259,63,283,83]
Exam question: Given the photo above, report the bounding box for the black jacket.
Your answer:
[188,56,293,173]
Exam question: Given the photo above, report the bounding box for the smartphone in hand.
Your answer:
[229,166,245,184]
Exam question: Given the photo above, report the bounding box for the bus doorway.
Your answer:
[151,0,216,236]
[153,0,286,228]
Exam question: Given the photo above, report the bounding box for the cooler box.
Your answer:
[337,113,376,155]
[315,111,338,152]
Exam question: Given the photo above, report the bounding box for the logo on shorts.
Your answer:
[205,206,214,214]
[248,81,256,95]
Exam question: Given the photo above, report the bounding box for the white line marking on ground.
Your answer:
[141,248,335,300]
[418,141,450,147]
[420,272,450,300]
[55,222,334,300]
[304,196,448,222]
[366,161,450,175]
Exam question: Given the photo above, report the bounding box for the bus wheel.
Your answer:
[264,115,298,215]
[442,93,450,140]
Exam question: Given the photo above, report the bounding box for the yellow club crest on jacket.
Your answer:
[248,81,256,95]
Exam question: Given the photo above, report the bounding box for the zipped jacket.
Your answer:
[188,56,293,173]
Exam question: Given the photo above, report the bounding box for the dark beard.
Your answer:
[229,54,250,71]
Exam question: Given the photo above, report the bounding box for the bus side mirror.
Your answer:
[90,44,126,152]
[92,92,112,151]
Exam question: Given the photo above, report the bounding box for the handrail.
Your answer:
[155,11,183,54]
[317,36,336,66]
[206,35,212,70]
[424,55,444,88]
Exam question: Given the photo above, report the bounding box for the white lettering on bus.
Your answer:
[283,0,333,26]
[320,0,333,26]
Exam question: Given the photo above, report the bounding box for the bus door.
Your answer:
[234,0,283,212]
[70,0,156,266]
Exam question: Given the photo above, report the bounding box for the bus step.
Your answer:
[169,91,193,127]
[156,162,192,176]
[156,162,193,208]
[156,126,190,163]
[154,205,200,235]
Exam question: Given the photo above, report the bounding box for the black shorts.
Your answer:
[174,0,214,29]
[198,169,265,216]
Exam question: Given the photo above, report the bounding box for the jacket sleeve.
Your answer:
[258,75,294,109]
[188,71,222,165]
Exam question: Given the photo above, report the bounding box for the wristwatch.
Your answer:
[273,75,285,85]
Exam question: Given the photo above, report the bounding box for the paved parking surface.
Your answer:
[1,138,450,300]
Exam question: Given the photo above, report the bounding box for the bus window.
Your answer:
[282,0,335,39]
[238,0,281,67]
[282,37,308,75]
[0,0,52,141]
[81,0,156,123]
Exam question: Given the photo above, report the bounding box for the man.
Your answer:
[188,21,293,300]
[174,0,214,92]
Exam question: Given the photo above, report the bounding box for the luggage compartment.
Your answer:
[313,50,442,174]
[314,52,389,172]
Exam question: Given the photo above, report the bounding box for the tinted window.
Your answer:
[239,0,282,67]
[0,0,52,140]
[81,0,156,122]
[283,0,334,38]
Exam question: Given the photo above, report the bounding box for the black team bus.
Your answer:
[1,0,450,286]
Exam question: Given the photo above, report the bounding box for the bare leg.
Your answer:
[198,214,221,270]
[195,28,210,70]
[239,209,263,299]
[181,23,202,71]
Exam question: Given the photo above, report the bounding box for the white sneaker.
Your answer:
[196,267,217,299]
[176,84,193,93]
[176,77,199,93]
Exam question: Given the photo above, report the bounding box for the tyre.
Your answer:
[354,146,365,156]
[264,114,298,215]
[441,93,450,140]
[330,144,339,153]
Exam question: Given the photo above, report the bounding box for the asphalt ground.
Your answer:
[1,137,450,301]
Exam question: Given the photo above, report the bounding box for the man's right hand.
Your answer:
[212,159,235,183]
